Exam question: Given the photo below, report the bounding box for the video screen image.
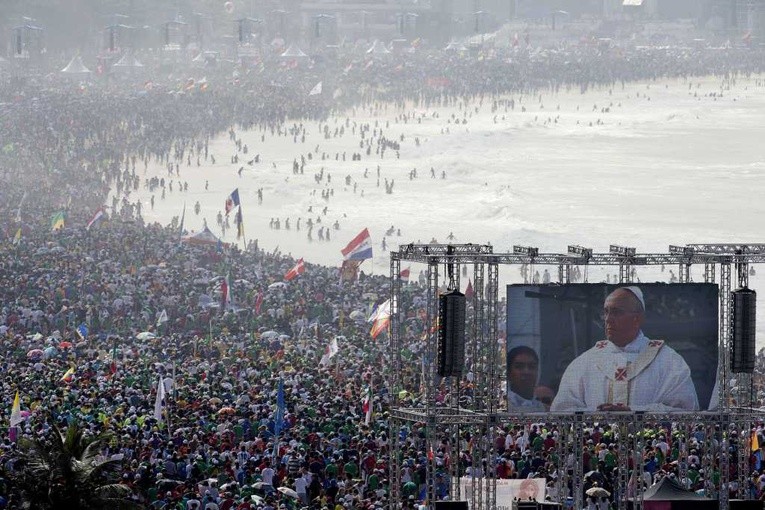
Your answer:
[506,283,719,413]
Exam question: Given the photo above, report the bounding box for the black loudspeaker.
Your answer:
[434,502,468,510]
[729,500,764,510]
[731,287,756,373]
[437,290,466,377]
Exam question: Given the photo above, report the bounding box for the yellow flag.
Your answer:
[12,228,21,245]
[60,367,75,383]
[10,391,21,427]
[51,211,65,231]
[753,431,760,452]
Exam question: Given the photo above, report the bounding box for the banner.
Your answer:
[459,477,546,508]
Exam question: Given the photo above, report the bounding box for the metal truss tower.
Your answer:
[388,243,763,510]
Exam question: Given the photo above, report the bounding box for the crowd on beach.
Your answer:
[2,34,765,510]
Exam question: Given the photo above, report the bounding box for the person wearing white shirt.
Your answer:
[261,464,275,492]
[295,475,309,504]
[507,347,547,412]
[551,287,699,412]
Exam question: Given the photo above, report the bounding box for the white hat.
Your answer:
[622,286,645,311]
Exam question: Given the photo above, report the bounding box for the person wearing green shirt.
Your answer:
[604,447,617,472]
[367,471,380,491]
[325,460,338,479]
[344,459,359,479]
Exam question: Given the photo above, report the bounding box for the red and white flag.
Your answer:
[465,279,474,300]
[255,291,264,314]
[362,385,373,425]
[319,337,340,366]
[220,274,232,309]
[399,267,411,282]
[86,207,106,231]
[370,314,390,339]
[284,258,305,281]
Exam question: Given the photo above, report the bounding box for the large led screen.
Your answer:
[506,283,719,413]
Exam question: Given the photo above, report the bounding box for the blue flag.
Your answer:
[76,323,88,340]
[274,378,285,436]
[225,188,240,215]
[273,378,286,459]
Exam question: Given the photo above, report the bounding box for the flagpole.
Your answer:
[238,205,247,249]
[172,362,177,400]
[334,339,340,379]
[15,191,26,223]
[178,202,186,246]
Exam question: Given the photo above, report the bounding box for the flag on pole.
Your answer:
[368,299,391,323]
[255,291,264,315]
[12,228,21,245]
[273,378,286,458]
[275,378,285,436]
[309,81,323,95]
[76,323,88,340]
[370,315,390,339]
[153,374,166,422]
[156,309,169,327]
[339,259,362,283]
[236,208,244,240]
[86,207,106,231]
[178,203,186,243]
[15,191,26,223]
[362,385,373,425]
[10,391,22,427]
[341,228,373,260]
[399,267,411,282]
[753,430,760,452]
[51,211,65,231]
[319,336,340,366]
[225,188,240,215]
[284,258,305,281]
[60,366,75,383]
[221,274,232,309]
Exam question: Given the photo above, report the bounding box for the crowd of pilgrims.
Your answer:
[1,38,765,509]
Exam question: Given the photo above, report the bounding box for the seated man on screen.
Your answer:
[507,346,547,412]
[550,286,699,412]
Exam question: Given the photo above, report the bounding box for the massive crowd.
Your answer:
[1,34,765,510]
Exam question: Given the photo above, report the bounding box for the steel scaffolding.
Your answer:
[388,243,762,510]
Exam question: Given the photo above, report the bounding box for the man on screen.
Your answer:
[550,286,699,412]
[507,346,547,411]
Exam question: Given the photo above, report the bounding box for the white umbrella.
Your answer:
[585,487,610,498]
[136,332,156,340]
[260,331,279,340]
[277,487,299,499]
[251,495,265,504]
[268,282,287,289]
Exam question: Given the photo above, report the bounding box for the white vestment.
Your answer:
[550,332,699,412]
[508,390,547,412]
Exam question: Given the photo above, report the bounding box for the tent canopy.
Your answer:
[281,44,307,58]
[113,53,144,68]
[61,55,92,74]
[366,40,391,55]
[642,477,710,501]
[444,40,468,52]
[182,226,225,246]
